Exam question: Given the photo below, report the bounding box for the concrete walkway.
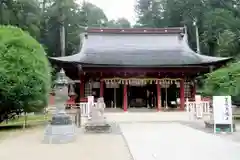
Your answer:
[120,123,240,160]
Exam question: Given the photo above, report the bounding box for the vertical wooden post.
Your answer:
[114,87,117,108]
[192,80,196,99]
[157,82,161,111]
[100,80,104,97]
[123,83,128,112]
[180,79,185,111]
[49,92,55,107]
[80,75,84,98]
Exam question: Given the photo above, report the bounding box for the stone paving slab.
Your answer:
[120,123,240,160]
[105,112,189,123]
[180,120,240,143]
[0,128,132,160]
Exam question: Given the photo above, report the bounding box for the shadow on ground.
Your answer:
[0,125,41,131]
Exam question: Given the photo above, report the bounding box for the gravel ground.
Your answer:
[0,125,133,160]
[180,120,240,143]
[1,112,240,160]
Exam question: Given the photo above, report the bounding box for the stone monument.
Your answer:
[43,69,78,144]
[85,97,111,133]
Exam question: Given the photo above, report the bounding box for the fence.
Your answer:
[47,102,96,118]
[185,97,211,120]
[79,102,96,118]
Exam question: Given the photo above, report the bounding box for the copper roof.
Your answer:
[50,27,231,67]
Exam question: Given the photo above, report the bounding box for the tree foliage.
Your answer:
[0,26,51,122]
[0,0,126,57]
[204,62,240,101]
[135,0,240,57]
[107,18,131,28]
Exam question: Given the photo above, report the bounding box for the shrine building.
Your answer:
[50,27,231,112]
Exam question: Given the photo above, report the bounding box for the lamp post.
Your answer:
[193,18,201,53]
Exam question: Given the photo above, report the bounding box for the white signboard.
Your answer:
[213,96,233,125]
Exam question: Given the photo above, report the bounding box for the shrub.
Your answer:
[203,61,240,102]
[0,26,51,122]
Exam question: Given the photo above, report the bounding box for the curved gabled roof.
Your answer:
[50,27,232,67]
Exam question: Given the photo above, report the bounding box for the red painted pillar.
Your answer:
[123,83,128,112]
[157,82,161,111]
[180,79,185,111]
[100,80,104,97]
[80,75,84,98]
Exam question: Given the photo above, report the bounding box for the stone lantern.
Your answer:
[43,68,80,144]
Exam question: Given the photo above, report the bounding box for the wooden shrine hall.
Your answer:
[50,27,231,112]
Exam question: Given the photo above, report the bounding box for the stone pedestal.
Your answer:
[84,99,111,133]
[43,109,77,144]
[85,120,111,133]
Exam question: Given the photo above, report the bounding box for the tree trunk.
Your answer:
[23,112,27,129]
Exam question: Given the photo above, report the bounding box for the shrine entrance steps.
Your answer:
[105,107,181,113]
[104,112,189,123]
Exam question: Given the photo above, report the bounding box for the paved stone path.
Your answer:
[120,122,240,160]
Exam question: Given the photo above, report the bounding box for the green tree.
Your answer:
[135,0,165,27]
[134,0,240,57]
[82,2,108,27]
[41,0,87,56]
[41,1,107,56]
[0,0,42,39]
[107,18,131,28]
[203,61,240,101]
[0,26,51,123]
[201,8,240,56]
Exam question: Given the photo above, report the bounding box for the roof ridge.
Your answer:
[87,27,185,34]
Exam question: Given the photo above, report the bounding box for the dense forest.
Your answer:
[1,0,240,58]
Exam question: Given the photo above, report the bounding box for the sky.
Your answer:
[79,0,136,24]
